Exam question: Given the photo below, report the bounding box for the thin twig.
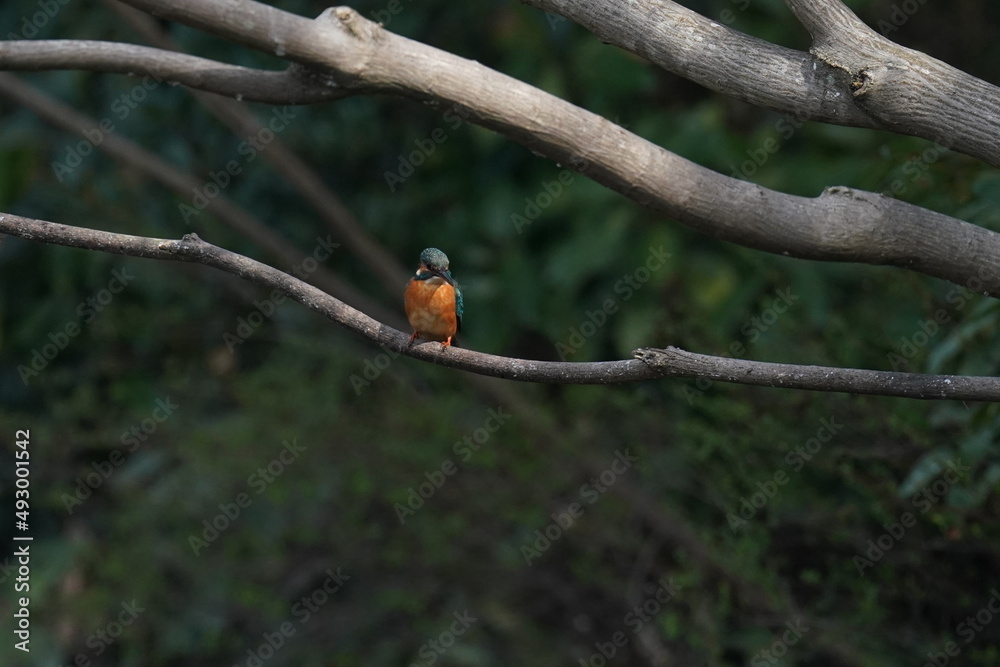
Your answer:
[0,40,344,104]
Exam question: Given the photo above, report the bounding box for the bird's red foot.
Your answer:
[441,336,453,349]
[408,331,419,346]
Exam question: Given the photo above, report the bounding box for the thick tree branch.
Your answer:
[784,0,1000,166]
[41,0,989,299]
[4,212,1000,401]
[527,0,1000,169]
[4,2,1000,295]
[524,0,874,128]
[0,40,344,104]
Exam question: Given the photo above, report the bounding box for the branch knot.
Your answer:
[321,6,381,42]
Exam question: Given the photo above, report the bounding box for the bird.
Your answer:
[404,247,463,349]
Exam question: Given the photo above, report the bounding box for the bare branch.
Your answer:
[0,72,397,326]
[528,0,1000,169]
[98,0,410,297]
[784,0,1000,167]
[66,0,992,299]
[523,0,874,128]
[0,40,344,104]
[5,212,1000,401]
[634,348,1000,401]
[784,0,885,49]
[5,2,1000,295]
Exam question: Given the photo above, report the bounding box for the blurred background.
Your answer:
[2,0,1000,664]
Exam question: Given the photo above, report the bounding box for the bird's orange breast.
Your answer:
[405,277,458,341]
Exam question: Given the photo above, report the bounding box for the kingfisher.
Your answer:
[404,247,463,348]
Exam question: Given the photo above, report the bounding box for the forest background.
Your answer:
[1,0,1000,664]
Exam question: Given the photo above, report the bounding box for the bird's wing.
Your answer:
[453,280,464,332]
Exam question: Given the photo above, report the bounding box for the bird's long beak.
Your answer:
[426,266,453,284]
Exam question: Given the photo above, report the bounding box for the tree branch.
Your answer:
[634,348,1000,401]
[0,72,398,326]
[3,6,524,412]
[0,40,344,104]
[35,0,988,299]
[527,0,1000,169]
[5,212,1000,401]
[524,0,874,128]
[784,0,1000,167]
[4,2,1000,295]
[97,0,411,298]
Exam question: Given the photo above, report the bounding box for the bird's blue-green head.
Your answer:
[419,247,450,272]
